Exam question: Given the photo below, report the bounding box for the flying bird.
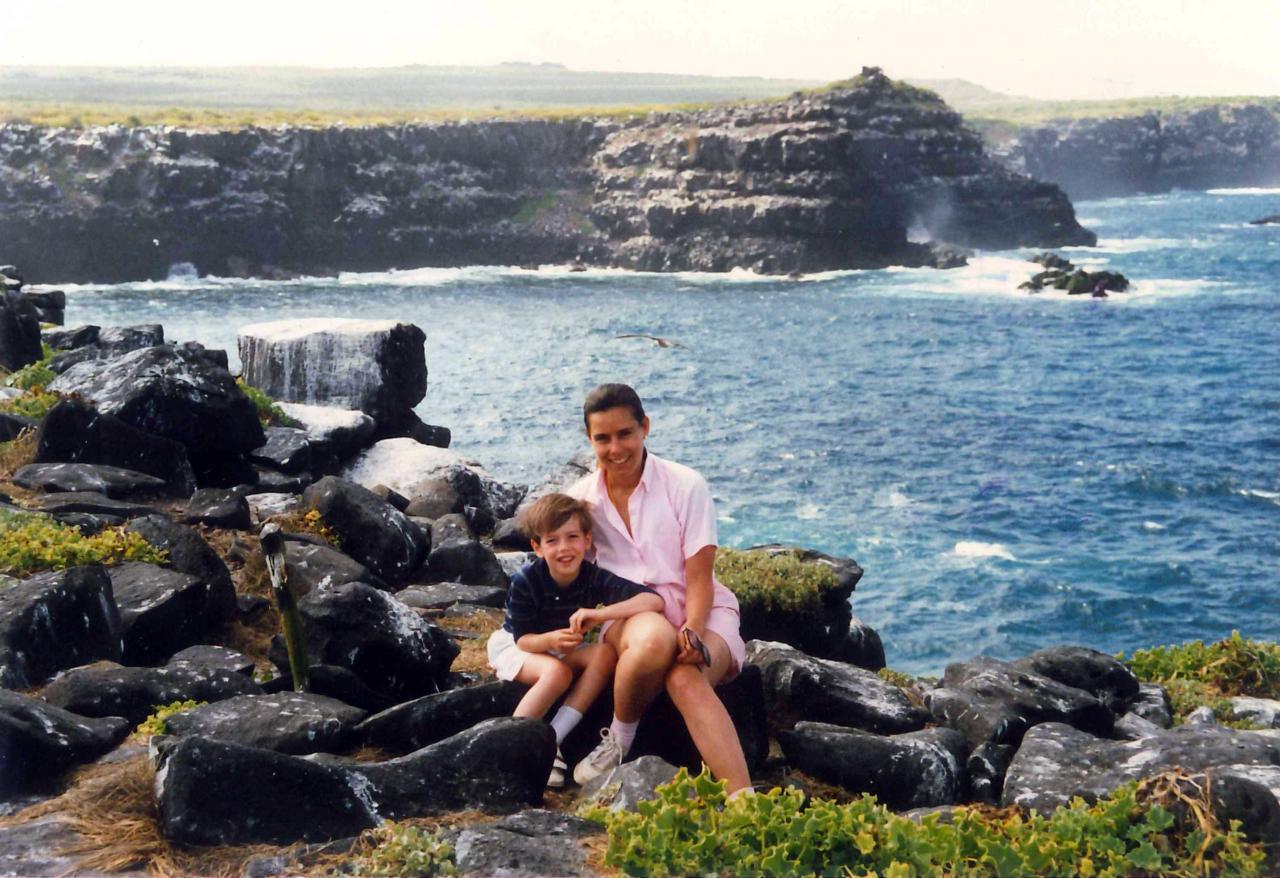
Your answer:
[615,333,688,350]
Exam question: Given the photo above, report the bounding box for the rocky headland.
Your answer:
[1,284,1278,875]
[997,101,1280,200]
[0,68,1095,284]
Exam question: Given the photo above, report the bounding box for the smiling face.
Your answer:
[586,405,650,484]
[532,513,593,586]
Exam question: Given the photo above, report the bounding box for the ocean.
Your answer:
[53,188,1280,674]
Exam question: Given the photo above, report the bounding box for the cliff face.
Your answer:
[1001,103,1280,200]
[0,69,1094,283]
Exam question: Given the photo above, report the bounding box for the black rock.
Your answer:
[34,491,161,518]
[356,681,526,754]
[1031,251,1073,270]
[0,689,130,792]
[405,478,461,519]
[1250,214,1280,225]
[167,645,255,677]
[831,613,887,671]
[41,662,263,725]
[1113,712,1165,740]
[35,399,198,496]
[1129,682,1174,728]
[48,344,265,457]
[779,723,970,811]
[925,655,1114,749]
[153,734,379,846]
[369,484,410,511]
[0,413,36,443]
[275,403,376,459]
[163,692,367,754]
[578,755,681,812]
[0,817,85,876]
[0,566,122,689]
[181,487,252,529]
[746,640,928,734]
[261,664,397,713]
[49,511,124,535]
[734,545,865,660]
[154,717,551,845]
[99,324,165,354]
[1012,645,1140,714]
[396,582,507,611]
[491,517,529,550]
[267,582,458,700]
[966,742,1017,804]
[431,513,473,545]
[253,467,314,494]
[1001,722,1280,812]
[425,538,508,588]
[0,290,42,372]
[453,809,602,878]
[281,541,388,595]
[249,427,313,475]
[41,324,98,352]
[22,289,64,325]
[441,465,526,528]
[12,463,168,499]
[109,562,211,666]
[302,476,429,584]
[125,515,237,624]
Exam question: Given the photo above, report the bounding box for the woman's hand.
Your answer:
[677,626,711,667]
[568,606,604,634]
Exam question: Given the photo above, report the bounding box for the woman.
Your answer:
[567,383,752,796]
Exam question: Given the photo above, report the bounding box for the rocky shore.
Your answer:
[0,69,1095,284]
[997,101,1280,200]
[1,281,1279,875]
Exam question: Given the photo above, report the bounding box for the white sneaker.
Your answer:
[547,747,567,789]
[572,728,625,786]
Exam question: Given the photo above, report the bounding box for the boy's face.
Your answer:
[532,515,592,585]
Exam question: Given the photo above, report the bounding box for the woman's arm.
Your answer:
[569,592,664,632]
[678,544,716,664]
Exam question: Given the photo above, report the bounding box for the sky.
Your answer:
[8,0,1280,100]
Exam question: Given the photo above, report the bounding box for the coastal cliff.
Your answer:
[0,69,1095,283]
[998,102,1280,200]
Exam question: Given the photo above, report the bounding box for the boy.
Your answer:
[486,492,664,787]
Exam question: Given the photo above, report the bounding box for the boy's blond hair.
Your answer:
[519,493,593,543]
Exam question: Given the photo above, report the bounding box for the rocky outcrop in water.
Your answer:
[999,102,1280,200]
[0,70,1093,282]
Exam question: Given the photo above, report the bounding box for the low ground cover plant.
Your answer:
[1122,632,1280,725]
[714,547,839,615]
[584,768,1264,877]
[346,822,457,877]
[0,509,166,576]
[236,378,299,427]
[133,700,205,739]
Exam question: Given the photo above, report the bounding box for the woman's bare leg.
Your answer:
[664,630,751,794]
[512,654,573,719]
[603,611,678,723]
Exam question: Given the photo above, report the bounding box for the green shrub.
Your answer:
[587,767,1263,878]
[347,821,456,877]
[133,700,205,738]
[0,509,167,576]
[0,387,61,421]
[1121,632,1280,725]
[236,378,299,427]
[4,344,56,391]
[714,547,839,615]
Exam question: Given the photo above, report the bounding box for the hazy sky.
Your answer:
[10,0,1280,100]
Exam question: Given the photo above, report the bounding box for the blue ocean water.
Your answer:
[55,189,1280,674]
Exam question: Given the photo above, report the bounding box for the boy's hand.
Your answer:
[568,607,604,634]
[547,628,584,652]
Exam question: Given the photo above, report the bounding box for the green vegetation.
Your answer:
[236,378,299,427]
[511,193,559,225]
[3,343,56,391]
[347,822,456,877]
[715,547,839,615]
[133,700,205,738]
[585,767,1264,878]
[0,387,60,422]
[0,509,167,576]
[1121,632,1280,726]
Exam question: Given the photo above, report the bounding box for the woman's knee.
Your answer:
[622,612,678,659]
[665,663,711,704]
[586,643,618,672]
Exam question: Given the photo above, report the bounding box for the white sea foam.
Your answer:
[796,502,824,520]
[1240,488,1280,504]
[874,485,912,508]
[1063,237,1185,254]
[1206,187,1280,196]
[953,541,1016,561]
[1142,521,1167,532]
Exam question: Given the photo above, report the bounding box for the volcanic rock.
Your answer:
[163,692,366,754]
[356,681,525,754]
[0,690,130,792]
[41,662,263,725]
[12,463,168,499]
[0,290,41,372]
[125,514,237,623]
[181,487,252,529]
[0,566,122,689]
[108,562,212,665]
[302,476,428,584]
[453,810,602,878]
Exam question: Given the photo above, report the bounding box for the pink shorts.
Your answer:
[649,582,746,682]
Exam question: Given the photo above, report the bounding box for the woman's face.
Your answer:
[586,406,650,482]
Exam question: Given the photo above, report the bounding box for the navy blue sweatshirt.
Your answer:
[502,558,659,640]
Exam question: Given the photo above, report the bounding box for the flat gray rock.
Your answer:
[12,463,167,499]
[109,562,209,665]
[396,582,507,611]
[34,492,161,518]
[0,689,131,792]
[282,541,387,595]
[356,681,524,753]
[578,755,680,813]
[163,692,366,754]
[41,662,263,725]
[454,810,602,878]
[167,645,255,676]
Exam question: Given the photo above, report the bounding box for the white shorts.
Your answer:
[486,628,586,681]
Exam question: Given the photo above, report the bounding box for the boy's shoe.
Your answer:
[572,728,625,786]
[548,747,568,789]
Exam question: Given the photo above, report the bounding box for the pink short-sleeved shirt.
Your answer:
[567,452,740,616]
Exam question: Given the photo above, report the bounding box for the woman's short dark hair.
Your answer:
[583,383,646,429]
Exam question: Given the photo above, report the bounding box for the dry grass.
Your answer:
[440,608,503,678]
[0,430,37,481]
[1,754,316,878]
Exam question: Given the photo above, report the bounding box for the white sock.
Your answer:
[608,717,639,754]
[549,706,583,744]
